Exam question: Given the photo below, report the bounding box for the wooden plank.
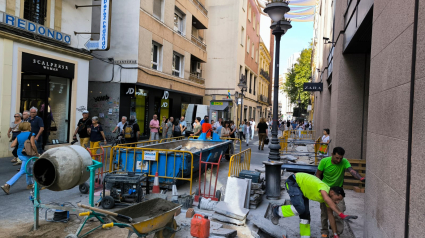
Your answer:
[347,159,366,164]
[350,166,366,171]
[344,172,366,177]
[344,179,365,184]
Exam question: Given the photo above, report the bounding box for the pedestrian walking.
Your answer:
[180,116,187,136]
[316,147,365,237]
[112,116,127,134]
[28,107,44,155]
[88,117,107,159]
[244,121,251,146]
[165,117,174,138]
[213,118,223,134]
[257,118,268,150]
[201,118,212,137]
[309,121,312,130]
[216,120,223,136]
[221,121,234,158]
[200,115,209,126]
[190,117,202,136]
[161,116,167,139]
[287,120,291,131]
[1,122,37,194]
[173,118,182,137]
[149,114,160,141]
[319,129,331,155]
[9,113,22,164]
[250,118,256,140]
[123,115,140,145]
[266,173,358,238]
[230,121,236,139]
[239,122,245,141]
[73,110,92,147]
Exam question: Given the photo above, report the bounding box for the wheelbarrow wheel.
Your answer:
[101,196,115,209]
[155,219,177,238]
[79,182,89,194]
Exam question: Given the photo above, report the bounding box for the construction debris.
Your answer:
[212,213,246,226]
[224,177,248,208]
[210,228,237,238]
[213,201,249,221]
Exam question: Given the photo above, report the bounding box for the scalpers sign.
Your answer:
[0,11,71,44]
[84,0,111,50]
[303,83,323,92]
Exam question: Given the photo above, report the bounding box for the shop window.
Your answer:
[172,52,184,77]
[174,8,185,36]
[151,41,162,71]
[24,0,48,25]
[153,0,164,21]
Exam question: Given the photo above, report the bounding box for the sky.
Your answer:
[260,15,314,76]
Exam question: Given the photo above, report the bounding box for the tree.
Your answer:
[281,43,312,109]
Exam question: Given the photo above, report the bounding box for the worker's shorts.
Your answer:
[286,174,310,221]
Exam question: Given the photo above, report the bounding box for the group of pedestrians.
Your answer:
[156,115,188,140]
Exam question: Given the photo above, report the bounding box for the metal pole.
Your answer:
[240,93,244,125]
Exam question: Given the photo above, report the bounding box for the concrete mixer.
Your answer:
[28,145,102,231]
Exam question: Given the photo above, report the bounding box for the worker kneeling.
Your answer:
[265,173,357,238]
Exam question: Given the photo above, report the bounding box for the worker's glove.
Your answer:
[360,177,366,182]
[339,213,358,220]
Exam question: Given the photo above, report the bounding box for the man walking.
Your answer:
[266,173,358,238]
[28,107,44,154]
[22,110,30,122]
[73,110,92,147]
[149,114,160,140]
[165,117,174,138]
[180,116,187,136]
[316,147,365,237]
[250,118,256,140]
[123,116,140,145]
[190,117,202,136]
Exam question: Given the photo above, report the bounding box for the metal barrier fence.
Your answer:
[287,130,316,140]
[159,136,185,143]
[228,148,251,177]
[108,145,196,194]
[188,136,241,155]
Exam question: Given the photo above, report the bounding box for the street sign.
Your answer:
[84,0,111,51]
[303,83,323,91]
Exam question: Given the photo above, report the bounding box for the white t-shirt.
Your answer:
[321,135,330,143]
[250,121,256,129]
[117,122,126,132]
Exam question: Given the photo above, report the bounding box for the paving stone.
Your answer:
[224,177,248,209]
[252,217,287,238]
[281,155,297,161]
[251,183,262,190]
[210,220,223,231]
[213,201,249,220]
[212,213,246,226]
[210,228,237,237]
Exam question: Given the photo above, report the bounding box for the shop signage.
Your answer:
[22,52,75,78]
[84,0,111,50]
[0,11,71,44]
[162,91,169,99]
[211,102,223,106]
[303,83,323,91]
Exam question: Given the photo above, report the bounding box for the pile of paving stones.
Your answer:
[249,180,265,209]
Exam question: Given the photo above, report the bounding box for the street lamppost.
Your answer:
[238,74,248,126]
[263,0,292,200]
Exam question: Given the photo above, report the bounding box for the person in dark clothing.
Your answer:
[28,107,44,154]
[173,118,182,137]
[73,110,92,147]
[257,118,269,150]
[122,116,140,146]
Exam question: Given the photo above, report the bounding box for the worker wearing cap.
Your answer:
[316,147,365,237]
[73,110,92,147]
[266,173,357,238]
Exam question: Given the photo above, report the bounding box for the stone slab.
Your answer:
[212,213,246,226]
[245,178,252,209]
[224,177,248,209]
[210,221,223,230]
[210,228,237,238]
[251,183,262,190]
[281,155,297,161]
[213,201,249,220]
[252,217,287,238]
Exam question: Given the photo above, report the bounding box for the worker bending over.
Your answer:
[266,173,357,238]
[316,147,365,237]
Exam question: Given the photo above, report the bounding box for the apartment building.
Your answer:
[88,0,208,138]
[258,37,271,119]
[312,0,424,236]
[0,0,93,156]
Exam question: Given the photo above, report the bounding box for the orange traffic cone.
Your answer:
[152,172,160,194]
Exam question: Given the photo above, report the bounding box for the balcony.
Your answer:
[260,69,270,81]
[190,0,208,16]
[191,35,207,51]
[189,72,205,84]
[259,95,268,103]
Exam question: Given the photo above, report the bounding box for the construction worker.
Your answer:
[266,173,357,238]
[316,147,365,237]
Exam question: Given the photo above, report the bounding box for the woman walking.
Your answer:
[8,113,22,164]
[257,118,268,150]
[88,117,107,159]
[173,118,182,137]
[244,121,251,146]
[1,122,37,194]
[166,118,173,138]
[230,121,236,139]
[216,120,223,137]
[239,122,245,141]
[161,116,167,139]
[221,121,233,158]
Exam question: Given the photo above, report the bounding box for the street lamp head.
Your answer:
[238,74,248,91]
[264,1,290,22]
[270,19,292,35]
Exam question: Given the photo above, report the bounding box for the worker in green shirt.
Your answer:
[316,147,365,237]
[266,173,358,238]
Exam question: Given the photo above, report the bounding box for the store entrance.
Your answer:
[20,74,71,147]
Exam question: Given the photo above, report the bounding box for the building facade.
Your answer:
[88,0,208,139]
[312,0,424,236]
[258,37,271,119]
[0,0,93,156]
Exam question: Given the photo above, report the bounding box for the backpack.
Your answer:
[22,133,38,156]
[124,124,134,139]
[77,119,89,133]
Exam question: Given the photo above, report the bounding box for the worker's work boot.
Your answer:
[1,184,10,195]
[265,203,281,225]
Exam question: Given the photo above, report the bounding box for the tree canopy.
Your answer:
[281,43,312,109]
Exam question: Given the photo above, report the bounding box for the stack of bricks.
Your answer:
[249,179,265,209]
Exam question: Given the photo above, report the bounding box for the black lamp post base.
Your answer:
[263,160,284,200]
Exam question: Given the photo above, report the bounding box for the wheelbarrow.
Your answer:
[66,198,181,238]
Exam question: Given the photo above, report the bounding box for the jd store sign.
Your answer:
[0,11,71,45]
[303,83,323,92]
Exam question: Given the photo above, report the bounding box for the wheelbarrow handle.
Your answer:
[77,203,133,222]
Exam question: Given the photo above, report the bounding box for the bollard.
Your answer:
[263,160,284,200]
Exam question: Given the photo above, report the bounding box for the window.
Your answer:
[253,14,256,29]
[255,50,258,63]
[247,37,250,53]
[252,44,254,58]
[257,23,260,35]
[24,0,48,25]
[172,52,184,77]
[192,26,199,38]
[240,65,243,79]
[254,77,256,95]
[243,0,247,11]
[151,42,162,70]
[241,27,244,45]
[153,0,164,21]
[174,8,185,35]
[248,4,251,21]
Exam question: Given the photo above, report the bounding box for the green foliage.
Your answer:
[281,43,312,109]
